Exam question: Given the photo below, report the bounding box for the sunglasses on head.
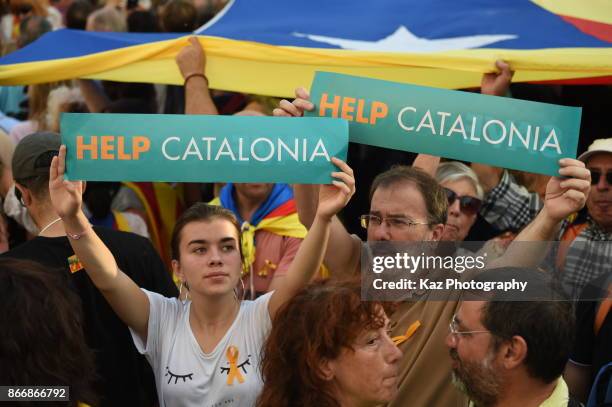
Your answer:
[443,188,482,215]
[590,170,612,185]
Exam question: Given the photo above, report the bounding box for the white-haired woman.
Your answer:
[45,85,88,133]
[435,161,484,242]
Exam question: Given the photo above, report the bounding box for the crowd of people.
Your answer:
[0,1,610,406]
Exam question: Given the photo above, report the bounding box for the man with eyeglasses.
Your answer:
[290,155,588,407]
[275,82,590,406]
[447,267,581,407]
[289,157,588,407]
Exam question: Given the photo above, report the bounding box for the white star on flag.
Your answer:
[293,25,517,52]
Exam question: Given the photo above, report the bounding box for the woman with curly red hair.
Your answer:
[257,279,402,407]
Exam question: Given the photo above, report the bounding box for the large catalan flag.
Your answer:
[0,0,610,96]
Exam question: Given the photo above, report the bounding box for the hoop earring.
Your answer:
[234,278,246,302]
[179,281,190,304]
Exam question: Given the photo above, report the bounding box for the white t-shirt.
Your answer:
[131,290,273,407]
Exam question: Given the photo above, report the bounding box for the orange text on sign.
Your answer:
[318,93,388,125]
[76,135,151,160]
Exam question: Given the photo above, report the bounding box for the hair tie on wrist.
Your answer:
[183,73,208,85]
[66,225,91,240]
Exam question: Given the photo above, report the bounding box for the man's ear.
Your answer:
[501,335,528,370]
[15,183,32,206]
[430,223,445,241]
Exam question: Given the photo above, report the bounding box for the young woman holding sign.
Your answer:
[49,145,355,406]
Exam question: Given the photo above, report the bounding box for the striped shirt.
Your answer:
[480,170,612,298]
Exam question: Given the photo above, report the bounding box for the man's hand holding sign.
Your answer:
[275,69,589,274]
[305,71,581,176]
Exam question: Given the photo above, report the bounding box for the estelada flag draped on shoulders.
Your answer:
[209,183,307,274]
[0,0,611,95]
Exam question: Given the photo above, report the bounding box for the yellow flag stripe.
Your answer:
[0,35,611,96]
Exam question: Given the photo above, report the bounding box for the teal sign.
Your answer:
[61,113,348,183]
[306,72,581,176]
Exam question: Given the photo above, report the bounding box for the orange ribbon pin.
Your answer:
[392,321,421,346]
[258,259,277,277]
[226,346,245,385]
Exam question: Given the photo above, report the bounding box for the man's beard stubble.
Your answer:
[449,348,502,407]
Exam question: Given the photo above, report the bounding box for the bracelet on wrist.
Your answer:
[183,72,208,86]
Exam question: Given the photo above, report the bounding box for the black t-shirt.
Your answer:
[2,227,178,407]
[571,272,612,385]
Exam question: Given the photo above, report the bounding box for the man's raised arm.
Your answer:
[490,158,590,268]
[275,88,361,277]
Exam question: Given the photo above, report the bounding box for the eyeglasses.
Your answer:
[443,188,482,215]
[590,170,612,186]
[359,214,429,230]
[448,314,491,337]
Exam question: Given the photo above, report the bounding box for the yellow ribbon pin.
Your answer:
[392,321,421,346]
[226,346,245,385]
[259,259,277,277]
